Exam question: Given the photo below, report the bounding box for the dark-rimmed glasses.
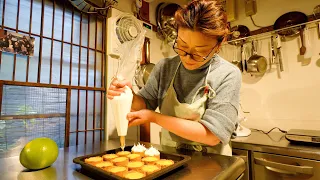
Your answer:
[173,39,219,62]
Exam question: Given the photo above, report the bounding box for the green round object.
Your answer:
[19,137,59,170]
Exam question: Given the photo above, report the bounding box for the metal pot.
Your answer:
[134,38,155,89]
[156,3,180,43]
[247,41,267,76]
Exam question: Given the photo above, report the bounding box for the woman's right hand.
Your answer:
[107,78,132,100]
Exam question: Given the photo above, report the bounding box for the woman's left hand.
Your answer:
[127,109,157,127]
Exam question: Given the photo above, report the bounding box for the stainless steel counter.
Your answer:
[232,131,320,161]
[0,139,245,180]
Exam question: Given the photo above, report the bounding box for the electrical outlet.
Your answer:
[245,0,257,16]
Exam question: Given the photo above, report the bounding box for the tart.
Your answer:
[127,153,142,162]
[95,161,113,170]
[102,154,118,161]
[144,146,160,159]
[142,156,159,165]
[111,156,129,166]
[106,166,128,177]
[141,164,160,175]
[123,171,146,179]
[127,161,144,171]
[155,159,174,169]
[84,156,103,165]
[116,151,131,157]
[131,143,147,157]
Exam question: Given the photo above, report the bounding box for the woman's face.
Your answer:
[176,28,219,70]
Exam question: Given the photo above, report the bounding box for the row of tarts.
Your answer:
[84,144,175,179]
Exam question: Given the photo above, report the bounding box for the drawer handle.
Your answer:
[254,158,314,175]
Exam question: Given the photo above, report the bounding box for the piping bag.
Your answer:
[110,76,133,151]
[110,28,146,151]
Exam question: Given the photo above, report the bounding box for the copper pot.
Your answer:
[134,38,155,89]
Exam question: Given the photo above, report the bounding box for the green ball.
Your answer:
[19,137,59,170]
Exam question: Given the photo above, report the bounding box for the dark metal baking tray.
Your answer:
[73,145,191,180]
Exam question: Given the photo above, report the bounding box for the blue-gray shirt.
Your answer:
[137,55,241,144]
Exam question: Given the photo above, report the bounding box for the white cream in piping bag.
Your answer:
[110,76,133,151]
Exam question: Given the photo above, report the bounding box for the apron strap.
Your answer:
[191,64,216,103]
[169,62,182,86]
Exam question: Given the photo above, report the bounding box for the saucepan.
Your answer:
[273,11,308,55]
[246,40,267,76]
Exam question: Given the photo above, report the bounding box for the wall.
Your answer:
[219,0,320,131]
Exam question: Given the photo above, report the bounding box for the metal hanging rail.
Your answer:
[225,18,320,44]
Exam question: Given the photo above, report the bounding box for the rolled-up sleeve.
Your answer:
[200,67,241,144]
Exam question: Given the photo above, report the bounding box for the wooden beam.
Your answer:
[0,80,106,91]
[0,113,66,120]
[70,128,104,133]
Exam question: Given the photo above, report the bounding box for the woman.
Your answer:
[108,0,241,156]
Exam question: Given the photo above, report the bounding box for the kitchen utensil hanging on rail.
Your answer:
[314,5,320,39]
[273,11,308,55]
[275,35,284,71]
[228,25,250,46]
[246,40,267,76]
[134,38,155,89]
[229,25,250,73]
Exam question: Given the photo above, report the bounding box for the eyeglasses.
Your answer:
[172,40,219,62]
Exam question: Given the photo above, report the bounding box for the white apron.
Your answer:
[160,62,232,156]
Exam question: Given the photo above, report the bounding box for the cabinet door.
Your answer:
[252,152,319,180]
[233,149,250,180]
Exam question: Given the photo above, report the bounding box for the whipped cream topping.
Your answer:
[131,143,147,152]
[144,146,160,156]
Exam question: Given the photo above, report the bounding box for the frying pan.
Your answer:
[274,11,308,54]
[228,25,250,46]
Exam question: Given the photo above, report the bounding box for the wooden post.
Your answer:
[65,88,71,147]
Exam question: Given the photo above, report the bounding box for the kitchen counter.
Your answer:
[232,131,320,161]
[0,139,245,180]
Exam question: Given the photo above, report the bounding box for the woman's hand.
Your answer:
[107,77,132,100]
[127,109,158,127]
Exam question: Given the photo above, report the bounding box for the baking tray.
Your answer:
[73,145,191,180]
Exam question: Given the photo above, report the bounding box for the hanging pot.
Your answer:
[156,3,181,44]
[134,38,155,89]
[228,25,250,46]
[246,40,267,76]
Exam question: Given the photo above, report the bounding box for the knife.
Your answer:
[276,35,284,72]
